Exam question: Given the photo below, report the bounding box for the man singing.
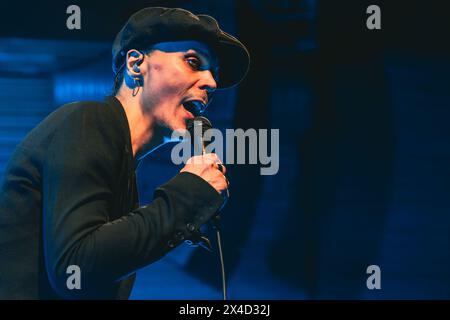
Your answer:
[0,7,249,299]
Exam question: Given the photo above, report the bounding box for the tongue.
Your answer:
[183,101,200,117]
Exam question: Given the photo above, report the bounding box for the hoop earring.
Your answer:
[132,78,141,97]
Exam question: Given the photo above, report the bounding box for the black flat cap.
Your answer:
[112,7,250,89]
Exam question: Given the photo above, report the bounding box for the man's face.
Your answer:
[139,40,218,131]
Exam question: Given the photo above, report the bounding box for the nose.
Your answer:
[198,69,217,93]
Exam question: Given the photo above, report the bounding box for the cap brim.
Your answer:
[215,33,250,89]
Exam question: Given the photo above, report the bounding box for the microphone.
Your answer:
[186,116,212,156]
[186,116,227,199]
[184,116,216,252]
[186,116,226,179]
[185,116,226,241]
[186,116,228,300]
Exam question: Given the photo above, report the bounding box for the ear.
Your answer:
[125,49,145,78]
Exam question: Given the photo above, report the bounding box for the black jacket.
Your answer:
[0,96,223,299]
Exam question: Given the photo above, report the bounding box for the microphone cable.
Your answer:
[186,116,228,300]
[212,215,227,300]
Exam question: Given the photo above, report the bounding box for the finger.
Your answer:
[220,175,230,197]
[205,153,222,164]
[189,154,219,165]
[224,175,230,187]
[218,171,229,187]
[186,155,204,164]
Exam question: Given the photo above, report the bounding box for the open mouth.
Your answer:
[182,100,206,117]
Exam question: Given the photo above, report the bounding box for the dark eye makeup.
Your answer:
[185,52,219,82]
[186,55,203,70]
[185,54,206,70]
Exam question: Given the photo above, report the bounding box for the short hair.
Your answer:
[112,66,125,95]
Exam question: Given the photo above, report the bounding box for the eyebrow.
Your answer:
[191,47,211,60]
[187,48,217,67]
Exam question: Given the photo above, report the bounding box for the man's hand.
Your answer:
[180,153,228,194]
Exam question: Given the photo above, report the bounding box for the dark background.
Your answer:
[0,0,449,299]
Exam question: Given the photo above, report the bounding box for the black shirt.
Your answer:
[0,96,223,299]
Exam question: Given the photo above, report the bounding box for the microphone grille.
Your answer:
[186,116,213,135]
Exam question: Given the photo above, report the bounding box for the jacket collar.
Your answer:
[105,95,142,170]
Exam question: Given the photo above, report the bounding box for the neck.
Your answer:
[115,91,166,160]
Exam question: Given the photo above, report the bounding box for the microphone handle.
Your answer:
[198,137,223,229]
